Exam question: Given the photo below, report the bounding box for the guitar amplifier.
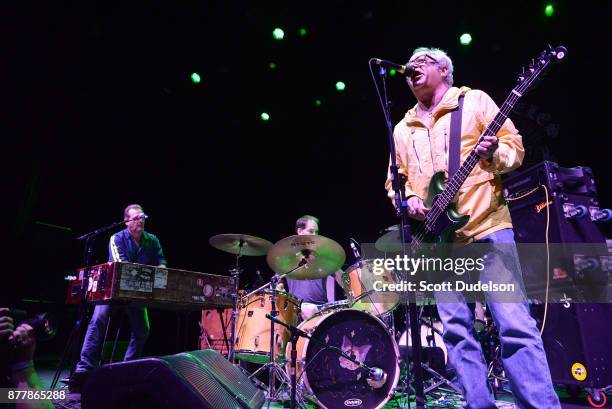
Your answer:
[66,262,235,310]
[503,161,609,302]
[504,161,598,199]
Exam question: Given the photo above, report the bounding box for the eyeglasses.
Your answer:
[408,55,439,69]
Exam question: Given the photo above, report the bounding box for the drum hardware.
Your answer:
[208,234,273,362]
[245,276,294,403]
[267,310,398,409]
[398,304,460,398]
[240,243,321,403]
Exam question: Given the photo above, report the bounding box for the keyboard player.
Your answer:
[69,204,167,391]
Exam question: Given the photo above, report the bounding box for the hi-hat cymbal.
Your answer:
[267,235,346,280]
[209,234,273,256]
[375,225,405,252]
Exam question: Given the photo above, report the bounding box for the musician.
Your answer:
[70,204,167,391]
[284,215,338,320]
[385,48,560,407]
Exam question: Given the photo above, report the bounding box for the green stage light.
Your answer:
[389,69,397,76]
[269,62,277,69]
[315,99,322,106]
[335,81,346,92]
[260,112,270,121]
[190,72,201,84]
[459,33,472,46]
[544,4,555,17]
[299,28,307,37]
[272,28,285,40]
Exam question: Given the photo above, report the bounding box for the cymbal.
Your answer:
[209,234,273,256]
[267,235,346,280]
[375,225,404,252]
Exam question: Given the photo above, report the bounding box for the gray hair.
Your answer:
[409,47,454,86]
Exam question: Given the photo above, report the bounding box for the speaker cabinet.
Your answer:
[81,349,265,409]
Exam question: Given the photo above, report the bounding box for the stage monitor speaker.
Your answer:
[531,303,612,387]
[81,349,265,409]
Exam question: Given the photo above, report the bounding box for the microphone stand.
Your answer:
[50,218,127,389]
[371,60,425,408]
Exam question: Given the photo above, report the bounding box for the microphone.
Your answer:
[369,367,386,381]
[349,239,361,260]
[373,59,417,76]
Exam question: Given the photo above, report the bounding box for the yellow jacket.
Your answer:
[385,86,524,242]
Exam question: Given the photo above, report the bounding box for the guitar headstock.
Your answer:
[514,45,567,94]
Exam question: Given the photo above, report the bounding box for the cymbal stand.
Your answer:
[228,239,245,363]
[248,260,309,405]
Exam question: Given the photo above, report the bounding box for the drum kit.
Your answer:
[205,231,454,409]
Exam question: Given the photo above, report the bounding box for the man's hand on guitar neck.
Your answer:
[475,134,499,160]
[407,196,429,221]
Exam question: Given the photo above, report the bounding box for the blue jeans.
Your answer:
[435,229,560,409]
[76,305,150,372]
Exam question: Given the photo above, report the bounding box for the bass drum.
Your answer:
[287,309,399,409]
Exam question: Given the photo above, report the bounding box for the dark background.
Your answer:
[3,1,609,355]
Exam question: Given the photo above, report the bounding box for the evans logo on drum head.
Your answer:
[344,398,363,407]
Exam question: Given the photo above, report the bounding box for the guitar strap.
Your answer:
[448,94,465,178]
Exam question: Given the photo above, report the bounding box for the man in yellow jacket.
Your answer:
[386,47,560,408]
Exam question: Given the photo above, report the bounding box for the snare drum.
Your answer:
[343,259,400,316]
[235,290,300,363]
[287,308,400,409]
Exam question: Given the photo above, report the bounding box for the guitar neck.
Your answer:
[435,90,522,211]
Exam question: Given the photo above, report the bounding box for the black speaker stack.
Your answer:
[504,161,612,393]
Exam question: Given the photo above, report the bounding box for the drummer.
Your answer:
[282,215,343,320]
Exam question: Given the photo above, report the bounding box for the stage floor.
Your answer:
[35,359,600,408]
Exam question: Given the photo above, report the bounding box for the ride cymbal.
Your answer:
[375,225,405,252]
[266,234,346,280]
[209,234,273,256]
